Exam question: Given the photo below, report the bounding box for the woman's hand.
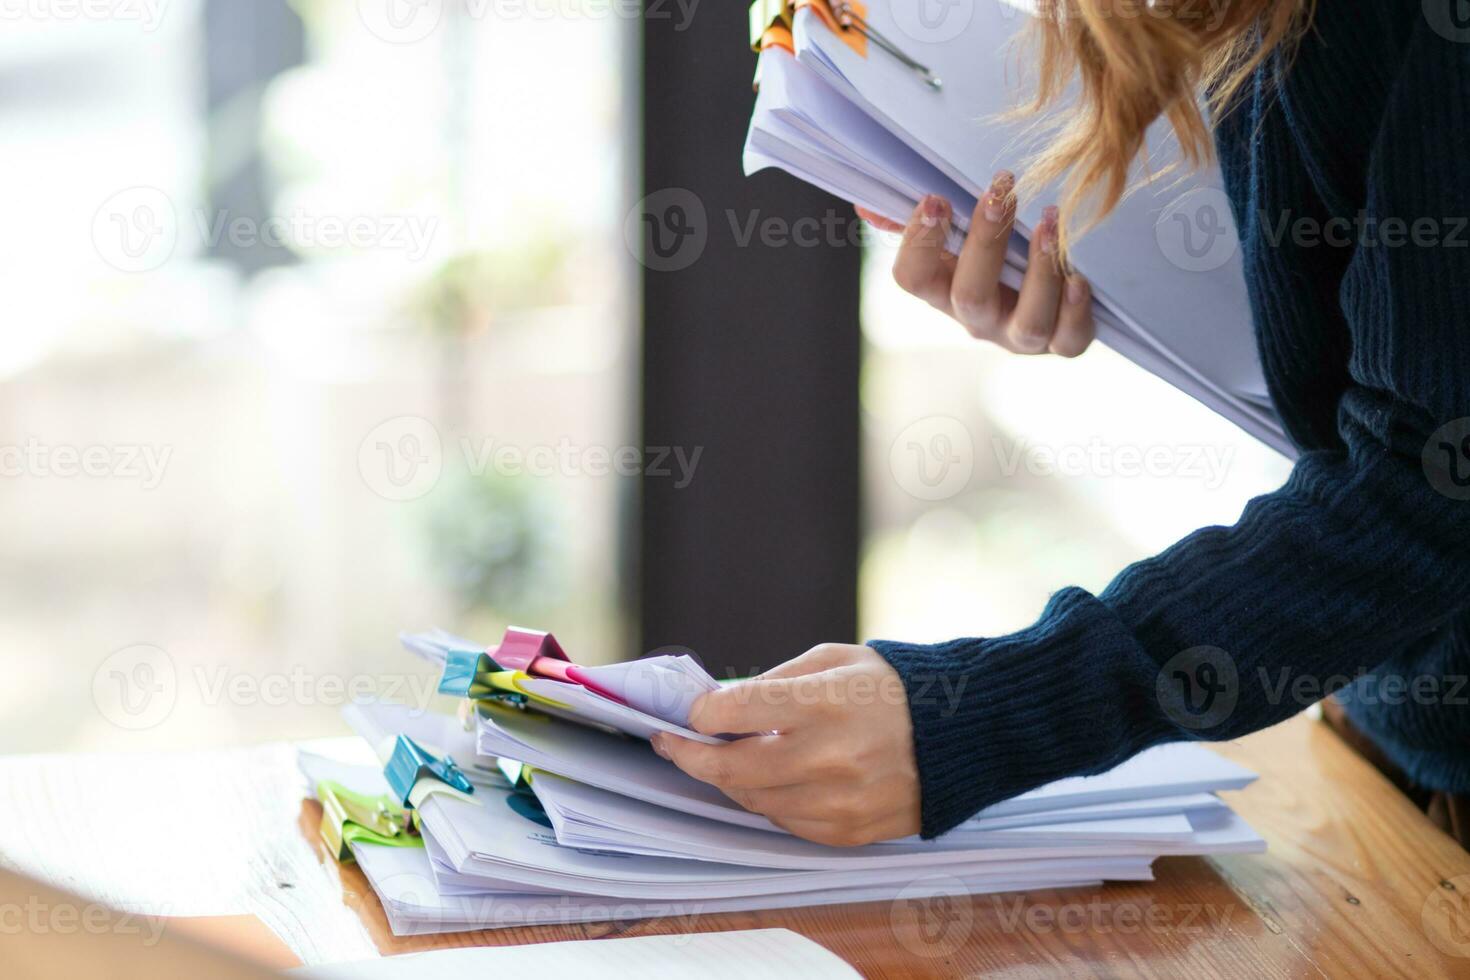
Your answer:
[649,643,920,847]
[857,171,1094,357]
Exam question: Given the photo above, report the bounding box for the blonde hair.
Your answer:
[1020,0,1315,254]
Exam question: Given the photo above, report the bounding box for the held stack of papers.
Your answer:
[301,626,1266,936]
[743,0,1292,457]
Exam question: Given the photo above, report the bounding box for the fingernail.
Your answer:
[919,196,949,229]
[650,735,671,760]
[1067,276,1088,306]
[1040,206,1059,256]
[983,171,1014,223]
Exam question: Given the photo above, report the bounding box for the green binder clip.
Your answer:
[316,779,422,863]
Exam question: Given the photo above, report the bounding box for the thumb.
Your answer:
[687,677,811,736]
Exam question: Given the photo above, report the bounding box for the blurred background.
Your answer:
[0,0,1290,753]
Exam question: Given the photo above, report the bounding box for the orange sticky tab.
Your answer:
[760,24,794,54]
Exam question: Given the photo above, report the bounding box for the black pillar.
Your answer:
[638,4,863,677]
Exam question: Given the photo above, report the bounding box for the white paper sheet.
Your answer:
[350,838,1111,936]
[295,928,862,980]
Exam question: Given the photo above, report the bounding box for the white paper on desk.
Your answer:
[981,742,1257,818]
[408,799,1152,899]
[299,751,393,798]
[294,928,862,980]
[299,753,1142,914]
[745,1,1293,456]
[350,839,1112,936]
[414,772,1181,902]
[414,769,1259,903]
[530,773,1263,873]
[339,701,504,781]
[473,700,771,824]
[533,773,1206,871]
[406,803,1152,904]
[473,699,1256,834]
[958,792,1226,831]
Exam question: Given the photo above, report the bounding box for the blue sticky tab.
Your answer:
[383,734,475,808]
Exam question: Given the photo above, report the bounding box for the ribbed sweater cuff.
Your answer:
[868,588,1173,839]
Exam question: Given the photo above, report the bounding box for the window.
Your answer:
[0,1,636,750]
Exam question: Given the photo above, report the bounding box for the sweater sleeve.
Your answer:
[870,13,1470,840]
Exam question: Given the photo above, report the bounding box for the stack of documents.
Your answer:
[743,0,1291,456]
[300,626,1265,936]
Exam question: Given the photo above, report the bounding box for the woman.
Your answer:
[651,0,1470,848]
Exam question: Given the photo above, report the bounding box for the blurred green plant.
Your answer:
[422,461,566,622]
[409,241,576,434]
[410,244,573,340]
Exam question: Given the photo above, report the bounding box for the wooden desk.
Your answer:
[1,715,1466,978]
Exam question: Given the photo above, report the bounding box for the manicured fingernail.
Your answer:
[983,171,1014,223]
[650,735,671,760]
[919,196,949,229]
[1040,206,1059,255]
[1067,276,1088,306]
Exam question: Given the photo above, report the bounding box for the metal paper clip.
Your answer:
[832,1,942,91]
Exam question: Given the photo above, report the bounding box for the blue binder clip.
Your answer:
[383,734,475,808]
[438,649,527,705]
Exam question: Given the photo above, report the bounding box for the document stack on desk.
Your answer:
[300,626,1266,936]
[742,0,1292,457]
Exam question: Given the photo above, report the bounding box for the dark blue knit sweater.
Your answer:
[871,0,1470,839]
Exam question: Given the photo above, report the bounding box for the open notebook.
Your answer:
[744,0,1293,457]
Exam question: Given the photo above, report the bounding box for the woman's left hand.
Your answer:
[649,643,921,847]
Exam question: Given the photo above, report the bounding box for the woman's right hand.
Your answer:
[857,171,1094,357]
